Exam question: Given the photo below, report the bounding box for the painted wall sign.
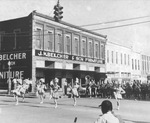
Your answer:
[0,52,26,61]
[0,70,24,79]
[35,50,104,64]
[0,51,32,81]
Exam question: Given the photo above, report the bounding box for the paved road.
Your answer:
[0,95,149,123]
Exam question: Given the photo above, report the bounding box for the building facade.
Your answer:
[105,41,131,82]
[0,11,107,90]
[106,40,150,83]
[131,51,141,81]
[141,54,150,82]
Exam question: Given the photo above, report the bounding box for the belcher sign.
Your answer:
[35,50,103,64]
[0,52,26,61]
[0,51,31,80]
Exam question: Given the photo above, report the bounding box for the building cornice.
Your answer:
[31,11,107,39]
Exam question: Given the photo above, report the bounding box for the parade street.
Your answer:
[0,95,150,123]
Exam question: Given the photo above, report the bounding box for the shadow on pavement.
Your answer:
[77,104,98,109]
[124,119,149,123]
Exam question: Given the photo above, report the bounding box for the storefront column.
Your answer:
[31,57,36,93]
[79,78,81,86]
[61,78,66,94]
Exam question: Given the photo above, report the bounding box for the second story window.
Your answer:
[65,34,71,54]
[135,59,137,70]
[45,28,54,51]
[121,53,123,64]
[138,60,140,70]
[82,37,86,56]
[100,44,105,59]
[116,52,118,64]
[74,36,79,55]
[36,28,42,49]
[128,55,130,65]
[48,31,53,51]
[14,29,21,49]
[95,43,99,58]
[124,54,126,65]
[107,50,109,63]
[132,59,134,70]
[88,39,93,57]
[112,51,114,63]
[57,33,63,53]
[0,32,4,51]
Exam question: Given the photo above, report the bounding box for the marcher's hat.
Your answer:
[39,78,45,83]
[17,79,22,84]
[99,100,113,113]
[75,78,79,83]
[54,78,59,83]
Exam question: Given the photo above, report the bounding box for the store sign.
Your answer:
[0,52,26,61]
[0,70,24,79]
[0,51,31,80]
[35,50,104,64]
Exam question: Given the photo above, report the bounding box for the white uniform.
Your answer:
[114,86,125,99]
[94,111,119,123]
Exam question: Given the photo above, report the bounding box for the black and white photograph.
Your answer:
[0,0,150,123]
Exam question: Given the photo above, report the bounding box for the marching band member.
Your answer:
[37,78,47,104]
[68,78,80,106]
[113,82,125,110]
[51,78,60,108]
[12,78,23,105]
[49,80,54,100]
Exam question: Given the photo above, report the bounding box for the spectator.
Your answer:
[94,100,119,123]
[63,79,68,96]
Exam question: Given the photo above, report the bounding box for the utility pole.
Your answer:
[8,61,11,95]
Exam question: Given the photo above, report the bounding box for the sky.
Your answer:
[0,0,150,55]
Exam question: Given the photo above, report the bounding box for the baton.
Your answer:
[74,117,77,123]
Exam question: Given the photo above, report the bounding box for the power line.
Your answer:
[79,15,150,27]
[89,20,150,31]
[1,19,150,37]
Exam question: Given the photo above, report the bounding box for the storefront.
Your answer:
[34,49,106,89]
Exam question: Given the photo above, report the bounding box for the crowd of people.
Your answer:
[9,75,150,109]
[80,79,150,101]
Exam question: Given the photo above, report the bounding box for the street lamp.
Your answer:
[8,61,11,95]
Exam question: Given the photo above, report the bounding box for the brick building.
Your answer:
[0,11,107,90]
